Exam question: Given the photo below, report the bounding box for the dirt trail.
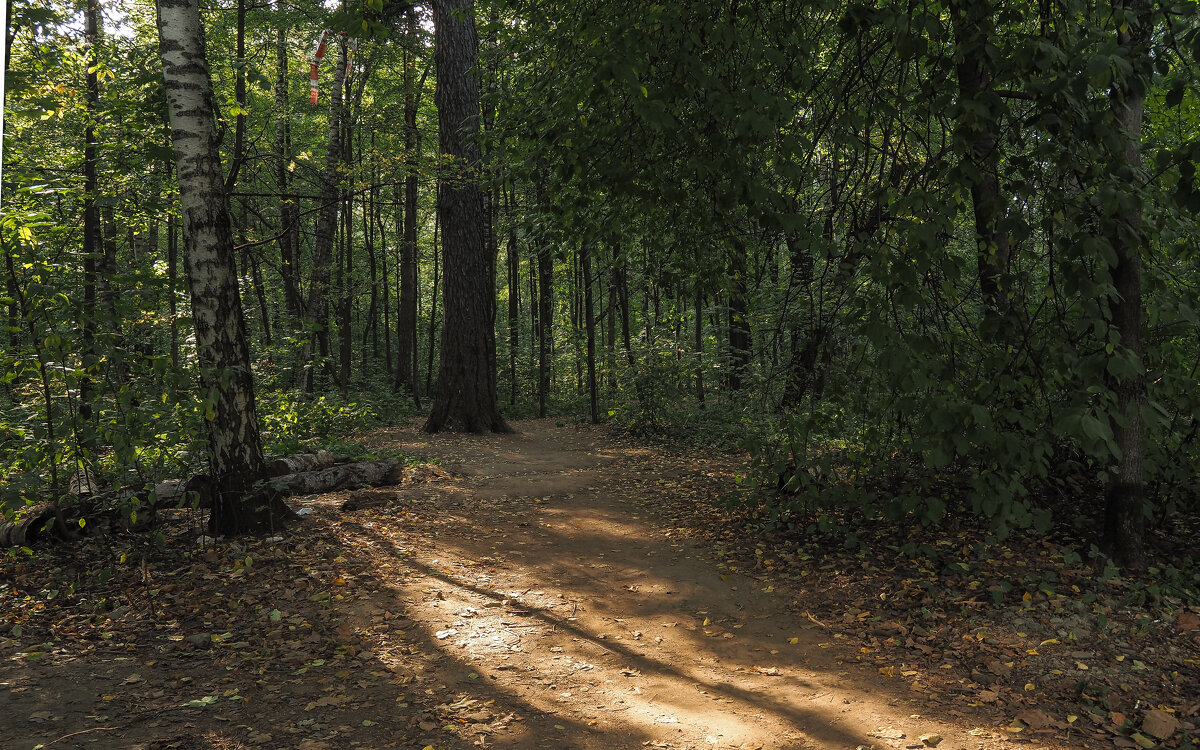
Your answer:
[346,419,1026,750]
[2,419,1064,750]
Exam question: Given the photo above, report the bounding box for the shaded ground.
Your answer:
[1,419,1196,749]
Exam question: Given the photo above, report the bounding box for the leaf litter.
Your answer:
[1,418,1196,749]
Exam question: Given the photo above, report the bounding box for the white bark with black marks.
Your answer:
[156,0,287,533]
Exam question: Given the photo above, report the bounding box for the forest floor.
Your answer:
[1,418,1197,750]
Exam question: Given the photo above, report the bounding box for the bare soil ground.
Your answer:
[1,419,1195,750]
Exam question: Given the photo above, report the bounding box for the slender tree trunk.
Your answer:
[1101,0,1152,572]
[537,238,552,418]
[950,0,1011,318]
[274,0,303,322]
[79,0,102,426]
[425,189,440,395]
[223,0,247,193]
[694,286,705,408]
[395,7,420,401]
[362,175,379,373]
[378,184,393,376]
[298,38,347,393]
[582,244,598,423]
[606,262,617,391]
[424,0,508,432]
[167,211,179,366]
[727,238,751,391]
[505,189,519,405]
[248,249,272,346]
[338,139,354,393]
[155,0,290,533]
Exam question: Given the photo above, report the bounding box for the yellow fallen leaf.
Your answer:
[788,637,799,644]
[879,666,895,677]
[1067,715,1078,723]
[1024,683,1035,692]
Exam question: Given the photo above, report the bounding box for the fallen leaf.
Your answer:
[1142,709,1180,740]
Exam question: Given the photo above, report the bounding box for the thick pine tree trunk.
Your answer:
[423,0,509,433]
[155,0,292,534]
[1100,0,1151,572]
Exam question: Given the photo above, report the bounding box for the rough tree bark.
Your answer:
[423,0,509,433]
[1100,0,1152,572]
[155,0,293,534]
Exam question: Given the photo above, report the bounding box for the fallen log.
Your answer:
[0,503,57,547]
[268,458,403,497]
[265,450,340,477]
[2,454,404,546]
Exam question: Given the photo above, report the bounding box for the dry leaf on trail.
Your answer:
[1141,708,1180,740]
[1176,611,1199,632]
[1015,708,1055,730]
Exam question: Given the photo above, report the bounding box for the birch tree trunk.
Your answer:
[155,0,291,534]
[423,0,509,433]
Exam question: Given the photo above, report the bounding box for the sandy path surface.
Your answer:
[345,419,1027,749]
[2,419,1064,750]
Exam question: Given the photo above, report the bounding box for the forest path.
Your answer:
[0,419,1065,750]
[340,418,1027,750]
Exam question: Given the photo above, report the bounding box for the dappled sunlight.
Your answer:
[0,420,1076,749]
[323,419,1046,749]
[344,519,868,749]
